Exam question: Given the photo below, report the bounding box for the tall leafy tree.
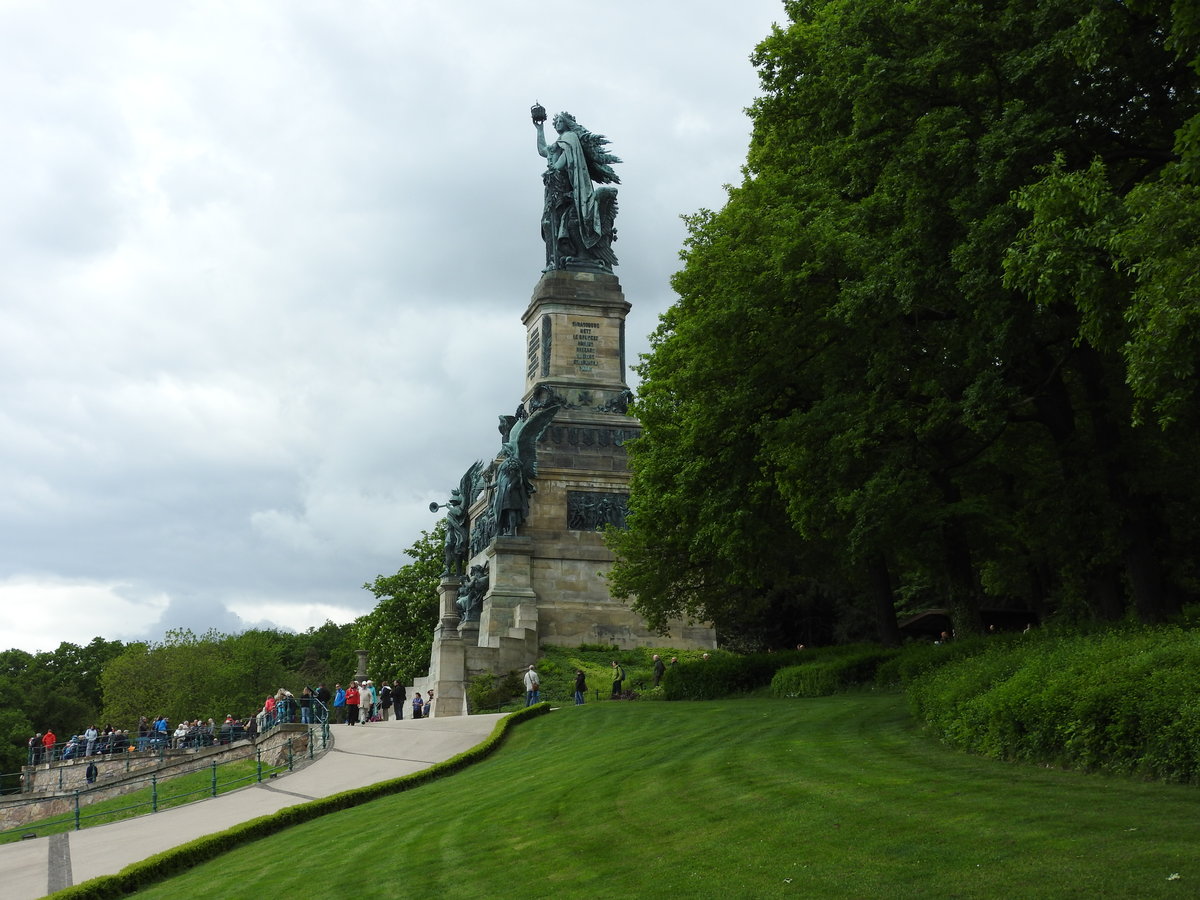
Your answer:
[611,0,1200,641]
[358,523,445,682]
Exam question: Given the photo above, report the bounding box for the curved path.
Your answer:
[2,713,506,899]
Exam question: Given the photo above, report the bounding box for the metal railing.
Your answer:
[1,723,331,843]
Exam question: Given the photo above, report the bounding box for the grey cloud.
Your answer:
[0,0,784,651]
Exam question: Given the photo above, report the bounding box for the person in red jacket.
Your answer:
[263,695,276,728]
[42,729,57,762]
[344,681,360,726]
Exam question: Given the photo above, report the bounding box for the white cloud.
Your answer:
[0,577,170,653]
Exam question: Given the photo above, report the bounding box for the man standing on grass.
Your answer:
[524,664,541,706]
[653,654,666,687]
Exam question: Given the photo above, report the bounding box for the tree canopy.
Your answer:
[357,522,445,682]
[608,0,1200,648]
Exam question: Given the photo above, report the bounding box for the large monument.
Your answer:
[414,104,716,716]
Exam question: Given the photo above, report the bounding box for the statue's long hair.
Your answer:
[556,112,622,185]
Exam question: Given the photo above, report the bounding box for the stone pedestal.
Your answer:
[417,270,716,714]
[521,269,631,403]
[437,576,463,631]
[479,536,539,651]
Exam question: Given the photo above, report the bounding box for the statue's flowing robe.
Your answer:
[553,130,604,252]
[492,455,528,532]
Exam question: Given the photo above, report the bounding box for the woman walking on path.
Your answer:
[344,682,360,726]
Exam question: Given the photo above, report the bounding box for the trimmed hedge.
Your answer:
[660,646,892,700]
[660,650,807,700]
[50,704,552,899]
[873,635,1000,687]
[907,627,1200,782]
[771,647,900,697]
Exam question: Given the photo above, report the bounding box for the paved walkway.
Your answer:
[1,713,506,899]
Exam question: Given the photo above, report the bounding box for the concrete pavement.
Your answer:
[0,713,507,899]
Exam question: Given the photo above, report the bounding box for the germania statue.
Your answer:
[532,103,621,273]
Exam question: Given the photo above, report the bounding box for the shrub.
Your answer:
[466,671,522,712]
[661,649,812,700]
[906,626,1200,782]
[771,664,837,698]
[772,647,899,698]
[874,635,997,687]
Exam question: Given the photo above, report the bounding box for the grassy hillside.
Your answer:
[126,695,1200,899]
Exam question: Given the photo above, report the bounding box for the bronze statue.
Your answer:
[431,461,483,577]
[456,562,490,623]
[532,104,621,272]
[490,404,560,535]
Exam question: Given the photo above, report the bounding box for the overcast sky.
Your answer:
[0,0,785,654]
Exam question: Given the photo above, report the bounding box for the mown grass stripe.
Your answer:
[70,697,1200,899]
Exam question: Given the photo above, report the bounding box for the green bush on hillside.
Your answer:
[874,635,999,687]
[772,647,899,697]
[661,649,813,700]
[466,672,522,712]
[907,627,1200,781]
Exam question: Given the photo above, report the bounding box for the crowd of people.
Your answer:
[25,711,266,766]
[24,677,436,768]
[328,679,434,724]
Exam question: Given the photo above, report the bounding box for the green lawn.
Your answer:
[128,695,1199,899]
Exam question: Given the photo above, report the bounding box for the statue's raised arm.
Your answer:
[531,102,621,273]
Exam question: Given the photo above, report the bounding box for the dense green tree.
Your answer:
[279,620,357,687]
[357,523,445,682]
[0,641,123,779]
[1,622,353,775]
[100,629,229,725]
[221,629,290,714]
[0,706,33,792]
[40,638,125,712]
[98,625,351,725]
[610,0,1200,642]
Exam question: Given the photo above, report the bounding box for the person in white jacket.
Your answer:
[523,665,541,706]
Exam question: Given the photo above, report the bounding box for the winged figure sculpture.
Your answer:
[491,404,560,536]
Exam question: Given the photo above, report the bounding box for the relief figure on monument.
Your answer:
[532,103,621,273]
[567,490,630,531]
